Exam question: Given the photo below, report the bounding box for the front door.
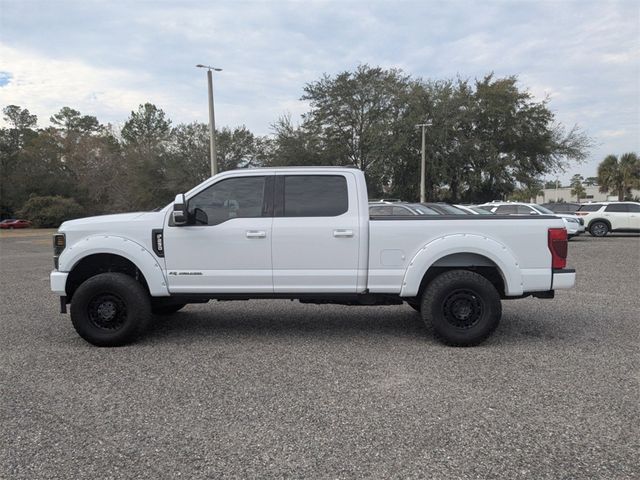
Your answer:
[163,174,274,293]
[271,172,361,293]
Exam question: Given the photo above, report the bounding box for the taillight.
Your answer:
[548,228,567,269]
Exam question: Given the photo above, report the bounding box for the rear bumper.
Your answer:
[50,271,68,295]
[552,268,575,290]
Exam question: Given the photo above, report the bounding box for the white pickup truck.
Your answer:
[50,167,575,347]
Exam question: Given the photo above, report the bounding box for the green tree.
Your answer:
[165,122,210,194]
[597,153,640,201]
[509,180,544,202]
[217,125,268,171]
[0,105,39,217]
[300,65,415,196]
[18,195,84,227]
[50,107,101,135]
[120,103,172,210]
[570,174,586,202]
[583,176,598,186]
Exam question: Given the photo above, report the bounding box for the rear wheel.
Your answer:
[70,272,151,347]
[421,270,501,347]
[589,221,609,237]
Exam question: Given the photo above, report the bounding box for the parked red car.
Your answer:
[0,219,32,229]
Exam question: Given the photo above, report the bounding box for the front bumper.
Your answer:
[552,269,576,290]
[50,271,68,295]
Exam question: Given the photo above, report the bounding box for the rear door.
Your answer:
[627,203,640,229]
[271,172,361,293]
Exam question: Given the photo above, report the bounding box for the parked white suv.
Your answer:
[576,202,640,237]
[478,202,584,237]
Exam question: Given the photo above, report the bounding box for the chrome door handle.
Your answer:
[333,229,353,237]
[246,230,266,238]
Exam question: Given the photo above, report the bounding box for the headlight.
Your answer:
[53,233,66,255]
[53,233,65,269]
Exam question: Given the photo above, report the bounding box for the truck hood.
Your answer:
[59,211,166,234]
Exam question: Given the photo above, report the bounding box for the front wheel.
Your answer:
[70,272,152,347]
[421,270,501,347]
[406,300,421,312]
[589,221,609,237]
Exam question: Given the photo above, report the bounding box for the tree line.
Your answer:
[1,65,596,225]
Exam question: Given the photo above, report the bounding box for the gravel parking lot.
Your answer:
[1,231,638,479]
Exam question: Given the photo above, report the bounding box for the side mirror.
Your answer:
[172,193,188,226]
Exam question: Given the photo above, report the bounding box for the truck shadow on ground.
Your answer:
[143,302,571,347]
[146,305,430,343]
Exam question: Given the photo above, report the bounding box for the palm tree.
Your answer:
[597,152,640,201]
[570,174,586,202]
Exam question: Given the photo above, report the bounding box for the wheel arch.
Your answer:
[400,235,523,298]
[59,235,169,300]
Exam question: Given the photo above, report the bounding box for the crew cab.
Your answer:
[50,167,575,347]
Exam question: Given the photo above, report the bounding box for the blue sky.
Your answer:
[0,0,638,183]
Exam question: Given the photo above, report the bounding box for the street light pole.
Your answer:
[196,64,223,176]
[416,122,432,202]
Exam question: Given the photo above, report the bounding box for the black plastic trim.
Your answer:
[262,175,275,217]
[168,292,403,305]
[369,214,561,221]
[152,228,164,257]
[552,268,576,274]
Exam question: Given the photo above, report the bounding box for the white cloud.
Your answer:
[0,0,637,179]
[0,43,172,126]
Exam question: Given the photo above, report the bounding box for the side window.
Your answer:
[627,204,640,213]
[578,204,603,212]
[605,204,628,213]
[282,175,348,217]
[188,176,266,225]
[496,205,517,214]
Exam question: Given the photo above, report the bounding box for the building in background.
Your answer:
[536,186,640,204]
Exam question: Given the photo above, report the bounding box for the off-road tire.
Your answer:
[70,272,152,347]
[421,270,501,347]
[589,221,609,237]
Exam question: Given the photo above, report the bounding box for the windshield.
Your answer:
[407,204,439,215]
[532,205,555,215]
[437,204,468,215]
[470,206,493,215]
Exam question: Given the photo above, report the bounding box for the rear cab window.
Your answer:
[277,175,348,217]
